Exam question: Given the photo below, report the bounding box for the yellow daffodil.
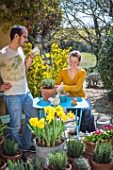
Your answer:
[37,118,45,128]
[29,117,38,126]
[55,105,64,112]
[46,114,54,123]
[44,106,51,114]
[61,114,69,122]
[67,111,75,119]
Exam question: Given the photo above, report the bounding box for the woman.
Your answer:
[56,50,95,133]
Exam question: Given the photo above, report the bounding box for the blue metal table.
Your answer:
[33,97,89,138]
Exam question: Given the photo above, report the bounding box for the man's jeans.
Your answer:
[4,92,38,149]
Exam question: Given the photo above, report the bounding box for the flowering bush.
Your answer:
[84,129,109,143]
[23,42,71,97]
[29,105,74,147]
[103,125,113,137]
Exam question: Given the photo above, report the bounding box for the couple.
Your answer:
[0,25,95,151]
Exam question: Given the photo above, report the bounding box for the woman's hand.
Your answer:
[0,82,12,91]
[57,85,64,93]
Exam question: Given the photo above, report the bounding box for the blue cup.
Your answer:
[59,93,69,103]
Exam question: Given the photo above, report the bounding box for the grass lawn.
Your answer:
[80,52,96,67]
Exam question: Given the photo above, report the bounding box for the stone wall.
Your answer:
[0,95,8,115]
[0,22,10,49]
[0,75,8,115]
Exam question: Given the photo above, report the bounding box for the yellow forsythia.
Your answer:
[23,42,71,97]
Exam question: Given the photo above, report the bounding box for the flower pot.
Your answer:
[1,150,22,162]
[90,158,113,170]
[84,140,96,156]
[0,159,7,170]
[33,138,65,169]
[40,87,56,101]
[47,163,72,170]
[68,157,74,164]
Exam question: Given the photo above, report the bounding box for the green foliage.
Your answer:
[48,151,68,170]
[98,31,113,101]
[42,78,55,88]
[84,130,109,143]
[0,123,7,136]
[67,138,84,158]
[7,157,41,170]
[0,0,63,39]
[94,142,113,164]
[24,42,71,97]
[72,157,90,170]
[2,138,18,156]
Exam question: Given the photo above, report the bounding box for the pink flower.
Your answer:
[103,125,113,130]
[94,129,104,135]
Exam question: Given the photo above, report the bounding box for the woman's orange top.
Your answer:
[56,68,87,99]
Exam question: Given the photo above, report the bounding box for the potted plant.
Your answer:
[0,123,8,145]
[103,125,113,146]
[48,151,72,170]
[72,157,91,170]
[40,78,56,101]
[1,138,22,162]
[67,138,84,163]
[90,141,113,170]
[84,129,109,156]
[28,105,74,169]
[7,157,41,170]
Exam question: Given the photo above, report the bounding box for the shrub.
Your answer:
[2,138,18,156]
[24,43,71,97]
[98,31,113,101]
[48,151,68,170]
[67,138,84,158]
[72,157,90,170]
[94,142,112,164]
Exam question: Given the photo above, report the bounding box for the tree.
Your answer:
[0,0,63,48]
[61,0,113,65]
[98,29,113,101]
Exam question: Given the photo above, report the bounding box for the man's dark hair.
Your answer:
[10,25,27,40]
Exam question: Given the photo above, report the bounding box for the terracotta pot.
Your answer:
[40,87,56,101]
[68,157,74,164]
[47,163,72,170]
[1,149,22,162]
[84,140,96,156]
[90,158,113,170]
[0,159,7,170]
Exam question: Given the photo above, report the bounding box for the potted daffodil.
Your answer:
[28,105,74,169]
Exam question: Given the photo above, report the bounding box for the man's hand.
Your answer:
[0,82,12,91]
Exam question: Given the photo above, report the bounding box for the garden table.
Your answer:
[33,97,89,139]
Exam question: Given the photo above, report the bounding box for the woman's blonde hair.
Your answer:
[68,50,82,62]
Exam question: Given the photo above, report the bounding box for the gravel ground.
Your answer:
[86,88,113,116]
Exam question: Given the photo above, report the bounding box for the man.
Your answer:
[0,25,38,151]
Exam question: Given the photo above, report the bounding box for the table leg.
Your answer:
[39,109,45,119]
[76,109,83,139]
